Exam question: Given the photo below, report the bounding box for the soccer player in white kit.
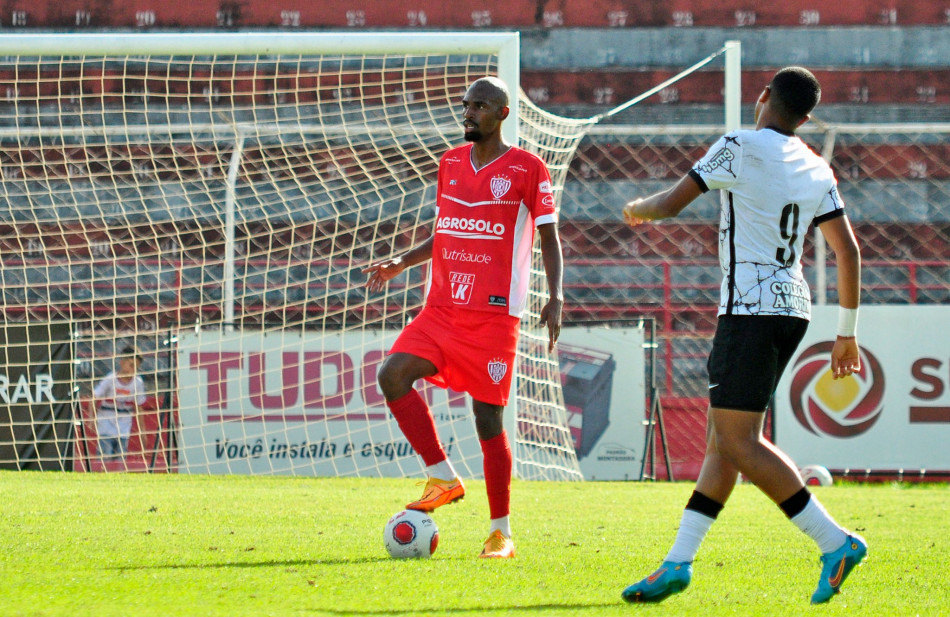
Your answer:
[620,67,867,604]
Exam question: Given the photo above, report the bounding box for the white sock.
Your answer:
[664,509,716,563]
[426,459,456,482]
[490,516,511,538]
[791,496,849,554]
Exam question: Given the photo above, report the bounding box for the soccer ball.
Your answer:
[384,509,439,559]
[800,464,833,487]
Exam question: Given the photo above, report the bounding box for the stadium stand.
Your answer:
[0,0,948,28]
[1,1,948,478]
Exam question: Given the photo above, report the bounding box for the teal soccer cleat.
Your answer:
[621,561,692,603]
[811,534,868,604]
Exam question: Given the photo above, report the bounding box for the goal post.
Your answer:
[0,31,584,480]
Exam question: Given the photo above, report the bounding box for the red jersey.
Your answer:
[426,144,557,318]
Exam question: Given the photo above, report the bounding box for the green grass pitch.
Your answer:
[1,472,946,616]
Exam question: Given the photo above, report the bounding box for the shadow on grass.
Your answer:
[310,602,620,615]
[112,555,474,570]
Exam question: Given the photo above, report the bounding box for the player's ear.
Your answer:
[797,113,811,128]
[498,105,510,120]
[758,85,771,104]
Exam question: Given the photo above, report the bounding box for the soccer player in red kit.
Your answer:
[363,77,563,558]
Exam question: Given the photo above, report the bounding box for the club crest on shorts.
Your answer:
[490,175,512,200]
[487,357,508,384]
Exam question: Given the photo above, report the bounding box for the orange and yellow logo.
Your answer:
[789,342,885,438]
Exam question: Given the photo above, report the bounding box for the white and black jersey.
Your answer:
[690,127,845,320]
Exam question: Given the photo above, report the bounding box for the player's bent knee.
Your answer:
[376,357,411,399]
[472,401,505,440]
[709,431,758,466]
[378,353,434,400]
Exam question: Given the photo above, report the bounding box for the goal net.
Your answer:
[0,32,587,480]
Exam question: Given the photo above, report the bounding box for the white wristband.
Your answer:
[837,307,858,338]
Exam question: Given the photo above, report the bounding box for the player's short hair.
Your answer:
[470,76,509,108]
[769,67,821,122]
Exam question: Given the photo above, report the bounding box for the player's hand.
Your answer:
[830,336,861,379]
[623,200,647,227]
[538,296,563,353]
[362,257,405,294]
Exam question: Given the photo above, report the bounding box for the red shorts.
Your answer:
[389,305,520,406]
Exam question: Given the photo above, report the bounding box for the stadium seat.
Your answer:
[565,263,665,305]
[178,263,223,304]
[862,265,915,303]
[0,267,26,303]
[670,265,720,304]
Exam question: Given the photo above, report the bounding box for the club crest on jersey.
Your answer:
[490,175,512,199]
[449,272,475,304]
[487,358,508,384]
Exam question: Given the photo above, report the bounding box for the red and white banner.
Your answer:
[775,305,950,471]
[176,326,646,478]
[176,330,477,476]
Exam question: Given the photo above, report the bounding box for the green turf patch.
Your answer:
[1,473,946,616]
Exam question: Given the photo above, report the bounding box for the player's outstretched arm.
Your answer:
[623,173,703,226]
[537,223,563,352]
[818,214,862,379]
[362,236,434,294]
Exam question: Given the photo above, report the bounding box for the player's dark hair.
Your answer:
[120,346,142,362]
[769,67,821,123]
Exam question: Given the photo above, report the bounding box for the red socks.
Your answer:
[481,431,512,519]
[389,391,512,520]
[386,389,446,466]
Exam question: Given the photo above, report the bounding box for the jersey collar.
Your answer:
[764,125,795,137]
[468,143,513,174]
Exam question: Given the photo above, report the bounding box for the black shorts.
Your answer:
[707,315,809,412]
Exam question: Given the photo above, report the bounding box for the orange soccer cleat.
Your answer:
[479,530,516,559]
[405,476,465,512]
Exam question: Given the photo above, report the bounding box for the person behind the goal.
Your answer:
[363,76,563,559]
[620,67,866,604]
[94,346,146,462]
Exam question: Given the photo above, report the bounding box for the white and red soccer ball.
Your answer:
[800,464,834,487]
[384,509,439,559]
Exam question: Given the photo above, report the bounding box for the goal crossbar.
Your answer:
[0,32,521,144]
